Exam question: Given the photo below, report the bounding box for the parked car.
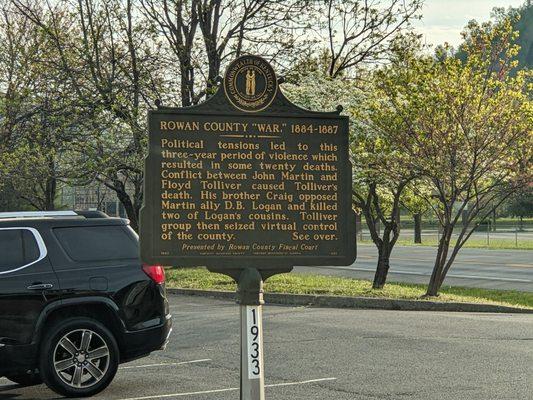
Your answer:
[0,211,172,397]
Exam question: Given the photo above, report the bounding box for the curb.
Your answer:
[167,288,533,314]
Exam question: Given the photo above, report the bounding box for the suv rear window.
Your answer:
[53,226,138,262]
[0,229,41,272]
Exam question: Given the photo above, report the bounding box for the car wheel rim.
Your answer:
[53,329,110,389]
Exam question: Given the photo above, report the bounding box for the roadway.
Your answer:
[1,294,532,400]
[296,244,533,292]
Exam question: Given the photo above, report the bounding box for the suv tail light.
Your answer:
[142,264,165,284]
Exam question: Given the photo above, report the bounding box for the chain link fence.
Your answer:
[356,217,533,249]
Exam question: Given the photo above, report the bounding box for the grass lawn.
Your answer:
[166,267,533,310]
[360,238,533,250]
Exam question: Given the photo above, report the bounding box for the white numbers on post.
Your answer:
[246,305,262,379]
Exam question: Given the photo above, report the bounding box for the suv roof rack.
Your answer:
[74,210,109,219]
[0,211,81,219]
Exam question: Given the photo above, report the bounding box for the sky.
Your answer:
[413,0,526,48]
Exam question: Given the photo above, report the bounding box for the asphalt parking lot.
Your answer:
[1,294,532,400]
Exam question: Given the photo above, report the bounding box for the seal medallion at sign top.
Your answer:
[223,55,278,113]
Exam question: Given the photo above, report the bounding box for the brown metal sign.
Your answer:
[140,55,356,274]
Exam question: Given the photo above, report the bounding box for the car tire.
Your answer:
[6,373,42,387]
[39,317,119,398]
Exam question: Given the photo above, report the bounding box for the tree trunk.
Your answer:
[180,67,192,107]
[43,156,56,211]
[425,226,452,296]
[413,213,422,243]
[462,209,468,227]
[206,56,220,96]
[426,249,444,296]
[44,176,56,211]
[355,213,363,240]
[115,187,139,232]
[395,208,401,230]
[426,274,441,296]
[356,183,406,290]
[132,180,143,232]
[372,244,391,289]
[372,228,392,289]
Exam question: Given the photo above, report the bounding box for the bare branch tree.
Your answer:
[12,0,165,229]
[318,0,422,77]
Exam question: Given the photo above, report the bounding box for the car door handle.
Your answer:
[27,283,54,290]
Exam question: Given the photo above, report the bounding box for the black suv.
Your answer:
[0,211,172,397]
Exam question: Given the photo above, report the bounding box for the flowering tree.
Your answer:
[284,59,418,289]
[376,16,532,296]
[349,64,419,288]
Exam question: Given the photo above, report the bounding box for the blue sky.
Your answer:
[413,0,526,47]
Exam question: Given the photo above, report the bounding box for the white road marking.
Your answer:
[0,360,213,389]
[118,387,237,399]
[116,377,337,400]
[357,256,533,268]
[507,263,533,269]
[121,359,211,370]
[445,274,532,283]
[329,267,533,283]
[267,377,337,387]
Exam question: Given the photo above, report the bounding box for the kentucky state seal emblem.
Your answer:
[223,55,278,113]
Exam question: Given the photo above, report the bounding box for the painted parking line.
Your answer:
[121,359,211,370]
[328,266,533,283]
[266,377,337,388]
[0,360,212,389]
[116,377,337,400]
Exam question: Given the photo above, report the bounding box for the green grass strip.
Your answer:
[166,267,533,310]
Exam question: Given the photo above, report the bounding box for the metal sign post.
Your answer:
[237,268,265,400]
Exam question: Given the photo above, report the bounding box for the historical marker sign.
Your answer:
[140,55,356,273]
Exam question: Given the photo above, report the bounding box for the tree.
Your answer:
[0,96,80,210]
[377,17,532,296]
[0,185,28,211]
[13,0,308,228]
[283,0,424,288]
[316,0,422,78]
[139,0,199,107]
[456,3,533,72]
[140,0,307,106]
[13,0,166,230]
[401,183,432,244]
[281,0,424,289]
[284,55,417,289]
[0,0,80,210]
[349,69,419,288]
[507,188,533,229]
